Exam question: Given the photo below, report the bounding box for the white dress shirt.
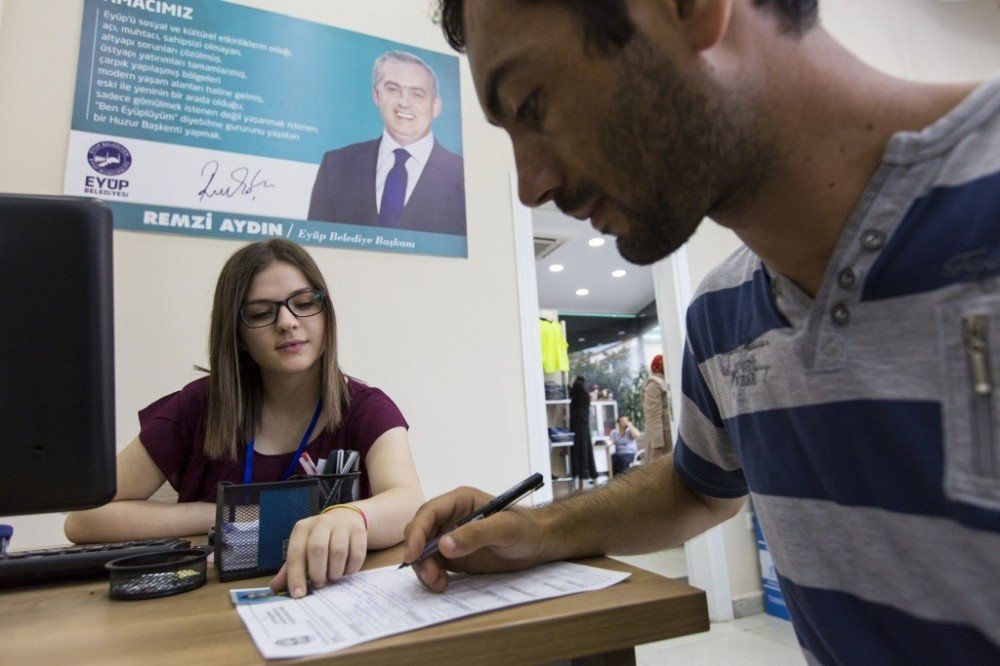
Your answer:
[374,130,435,213]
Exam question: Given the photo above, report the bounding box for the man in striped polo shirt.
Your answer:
[404,1,1000,661]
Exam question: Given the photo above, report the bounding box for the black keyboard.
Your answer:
[0,537,192,587]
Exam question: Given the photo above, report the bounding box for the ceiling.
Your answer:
[532,203,655,315]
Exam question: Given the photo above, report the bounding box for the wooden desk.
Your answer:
[2,545,708,665]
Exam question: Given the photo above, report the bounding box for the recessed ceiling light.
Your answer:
[575,288,589,296]
[611,269,627,278]
[618,330,626,335]
[578,337,586,342]
[588,238,606,247]
[548,264,564,272]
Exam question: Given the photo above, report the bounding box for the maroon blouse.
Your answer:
[138,377,408,502]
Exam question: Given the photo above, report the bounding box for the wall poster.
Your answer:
[64,0,467,257]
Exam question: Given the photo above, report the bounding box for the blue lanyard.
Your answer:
[243,400,323,484]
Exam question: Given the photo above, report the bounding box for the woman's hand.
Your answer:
[269,505,368,598]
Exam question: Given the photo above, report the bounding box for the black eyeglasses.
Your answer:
[239,289,326,328]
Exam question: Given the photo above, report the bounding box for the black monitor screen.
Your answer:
[0,194,116,516]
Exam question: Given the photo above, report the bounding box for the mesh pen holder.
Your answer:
[214,474,360,582]
[215,477,318,582]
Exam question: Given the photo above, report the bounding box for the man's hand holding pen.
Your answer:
[401,474,549,593]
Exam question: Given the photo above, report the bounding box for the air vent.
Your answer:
[533,235,567,259]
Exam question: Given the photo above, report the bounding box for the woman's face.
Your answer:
[238,261,326,379]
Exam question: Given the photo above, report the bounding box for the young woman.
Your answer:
[65,239,423,598]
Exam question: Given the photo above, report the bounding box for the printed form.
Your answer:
[235,562,630,659]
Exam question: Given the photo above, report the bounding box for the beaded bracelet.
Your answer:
[321,504,368,531]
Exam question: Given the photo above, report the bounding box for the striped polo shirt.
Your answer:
[674,75,1000,664]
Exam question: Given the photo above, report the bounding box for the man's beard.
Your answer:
[558,34,774,266]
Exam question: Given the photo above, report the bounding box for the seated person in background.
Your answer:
[609,416,641,475]
[64,239,424,598]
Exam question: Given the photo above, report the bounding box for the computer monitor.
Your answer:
[0,194,116,516]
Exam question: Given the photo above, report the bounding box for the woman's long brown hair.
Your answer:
[203,239,348,461]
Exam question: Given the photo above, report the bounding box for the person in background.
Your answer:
[609,416,642,475]
[65,239,424,599]
[640,354,672,462]
[569,375,597,484]
[404,1,1000,662]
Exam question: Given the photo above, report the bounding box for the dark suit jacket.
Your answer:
[308,137,467,236]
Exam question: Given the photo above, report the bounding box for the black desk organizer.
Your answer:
[214,472,360,582]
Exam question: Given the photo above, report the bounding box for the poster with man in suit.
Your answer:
[65,1,467,258]
[308,51,467,237]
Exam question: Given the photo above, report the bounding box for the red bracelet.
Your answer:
[321,504,368,531]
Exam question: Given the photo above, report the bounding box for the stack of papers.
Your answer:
[232,562,629,659]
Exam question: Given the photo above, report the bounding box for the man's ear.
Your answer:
[673,0,733,53]
[432,96,442,120]
[372,86,380,107]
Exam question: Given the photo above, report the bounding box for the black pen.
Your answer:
[399,472,545,569]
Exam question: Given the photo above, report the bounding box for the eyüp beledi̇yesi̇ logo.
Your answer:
[87,141,132,176]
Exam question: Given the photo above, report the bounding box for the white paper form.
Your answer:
[235,562,630,659]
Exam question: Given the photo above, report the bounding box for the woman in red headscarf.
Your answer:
[639,355,673,462]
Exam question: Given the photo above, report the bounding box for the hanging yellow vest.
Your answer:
[539,319,570,373]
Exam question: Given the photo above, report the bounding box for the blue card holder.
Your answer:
[214,478,320,582]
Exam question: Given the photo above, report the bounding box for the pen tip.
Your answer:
[397,562,409,569]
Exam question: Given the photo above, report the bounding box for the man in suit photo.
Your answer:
[308,50,467,237]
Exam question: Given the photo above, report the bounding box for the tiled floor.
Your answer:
[635,614,806,665]
[612,550,806,665]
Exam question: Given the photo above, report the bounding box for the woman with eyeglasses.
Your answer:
[65,239,423,597]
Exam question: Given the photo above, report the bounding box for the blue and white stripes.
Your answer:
[673,75,1000,662]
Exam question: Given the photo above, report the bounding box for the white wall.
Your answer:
[0,0,527,548]
[823,0,1000,81]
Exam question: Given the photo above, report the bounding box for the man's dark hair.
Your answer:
[436,0,819,53]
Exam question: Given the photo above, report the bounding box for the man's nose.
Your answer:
[514,139,562,208]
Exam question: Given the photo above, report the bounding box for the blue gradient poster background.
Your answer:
[65,0,467,258]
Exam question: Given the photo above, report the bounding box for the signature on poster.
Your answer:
[198,160,276,202]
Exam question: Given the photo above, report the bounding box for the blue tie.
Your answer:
[379,148,410,228]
